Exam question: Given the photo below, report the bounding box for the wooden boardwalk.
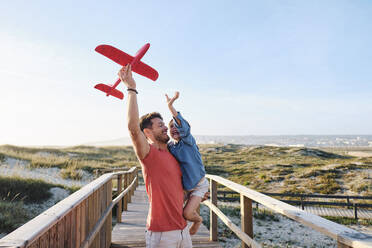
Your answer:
[256,204,372,219]
[111,186,221,248]
[303,206,372,219]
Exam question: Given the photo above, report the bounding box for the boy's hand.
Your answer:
[165,91,179,106]
[118,64,136,89]
[201,191,210,202]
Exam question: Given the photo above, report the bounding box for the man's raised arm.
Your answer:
[118,65,149,159]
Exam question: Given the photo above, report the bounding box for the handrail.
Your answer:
[204,174,372,248]
[216,190,372,220]
[0,166,139,248]
[218,190,372,200]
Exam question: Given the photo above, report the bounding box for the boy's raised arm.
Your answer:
[118,65,149,160]
[165,91,181,126]
[166,91,195,145]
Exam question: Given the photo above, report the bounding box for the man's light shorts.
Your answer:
[145,225,192,248]
[189,177,209,198]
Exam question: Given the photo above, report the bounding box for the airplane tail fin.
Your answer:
[94,83,124,100]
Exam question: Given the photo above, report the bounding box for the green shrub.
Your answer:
[351,182,371,193]
[0,176,52,203]
[300,170,320,178]
[0,200,29,233]
[309,176,341,194]
[254,209,279,222]
[60,166,83,180]
[29,157,69,168]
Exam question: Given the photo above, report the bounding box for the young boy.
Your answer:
[166,91,209,235]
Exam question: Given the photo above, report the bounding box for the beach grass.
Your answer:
[1,144,371,196]
[0,176,79,203]
[0,176,80,235]
[0,200,29,233]
[0,145,139,180]
[200,145,372,198]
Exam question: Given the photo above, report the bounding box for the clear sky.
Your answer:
[1,0,371,146]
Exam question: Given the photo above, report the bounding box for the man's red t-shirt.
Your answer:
[140,144,187,231]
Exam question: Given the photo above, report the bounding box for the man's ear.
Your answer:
[143,128,151,138]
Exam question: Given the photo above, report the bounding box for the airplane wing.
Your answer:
[94,83,124,99]
[95,45,133,66]
[95,45,159,81]
[133,60,159,81]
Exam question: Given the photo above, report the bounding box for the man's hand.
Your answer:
[201,191,210,202]
[118,64,136,89]
[165,91,179,106]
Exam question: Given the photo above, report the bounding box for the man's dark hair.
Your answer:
[139,112,163,132]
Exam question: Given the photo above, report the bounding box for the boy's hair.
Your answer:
[168,118,191,128]
[139,112,163,132]
[168,119,174,127]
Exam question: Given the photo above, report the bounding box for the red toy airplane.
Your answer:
[94,43,158,100]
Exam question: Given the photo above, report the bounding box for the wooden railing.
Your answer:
[217,191,372,219]
[0,167,138,248]
[204,174,372,248]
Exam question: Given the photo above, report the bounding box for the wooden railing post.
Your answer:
[210,179,218,241]
[136,167,139,188]
[131,170,135,196]
[354,203,358,220]
[116,174,123,223]
[241,194,253,248]
[128,173,132,203]
[300,196,304,210]
[107,178,113,247]
[124,173,129,210]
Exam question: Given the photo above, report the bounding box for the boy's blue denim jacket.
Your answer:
[168,112,206,190]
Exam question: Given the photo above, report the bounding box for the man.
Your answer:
[118,65,192,248]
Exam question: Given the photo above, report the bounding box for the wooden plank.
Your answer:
[86,197,90,241]
[39,231,49,248]
[76,205,81,248]
[124,173,129,211]
[338,242,352,248]
[49,224,57,248]
[128,174,132,203]
[106,179,112,247]
[81,199,87,243]
[135,168,139,188]
[80,203,114,248]
[57,218,65,248]
[28,239,39,248]
[88,194,94,233]
[111,185,221,248]
[241,194,253,248]
[71,207,77,247]
[94,190,99,248]
[100,184,106,248]
[210,179,217,241]
[64,212,72,248]
[117,175,123,223]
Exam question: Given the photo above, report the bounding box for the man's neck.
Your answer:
[149,140,168,151]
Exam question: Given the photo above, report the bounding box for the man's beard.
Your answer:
[154,133,170,144]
